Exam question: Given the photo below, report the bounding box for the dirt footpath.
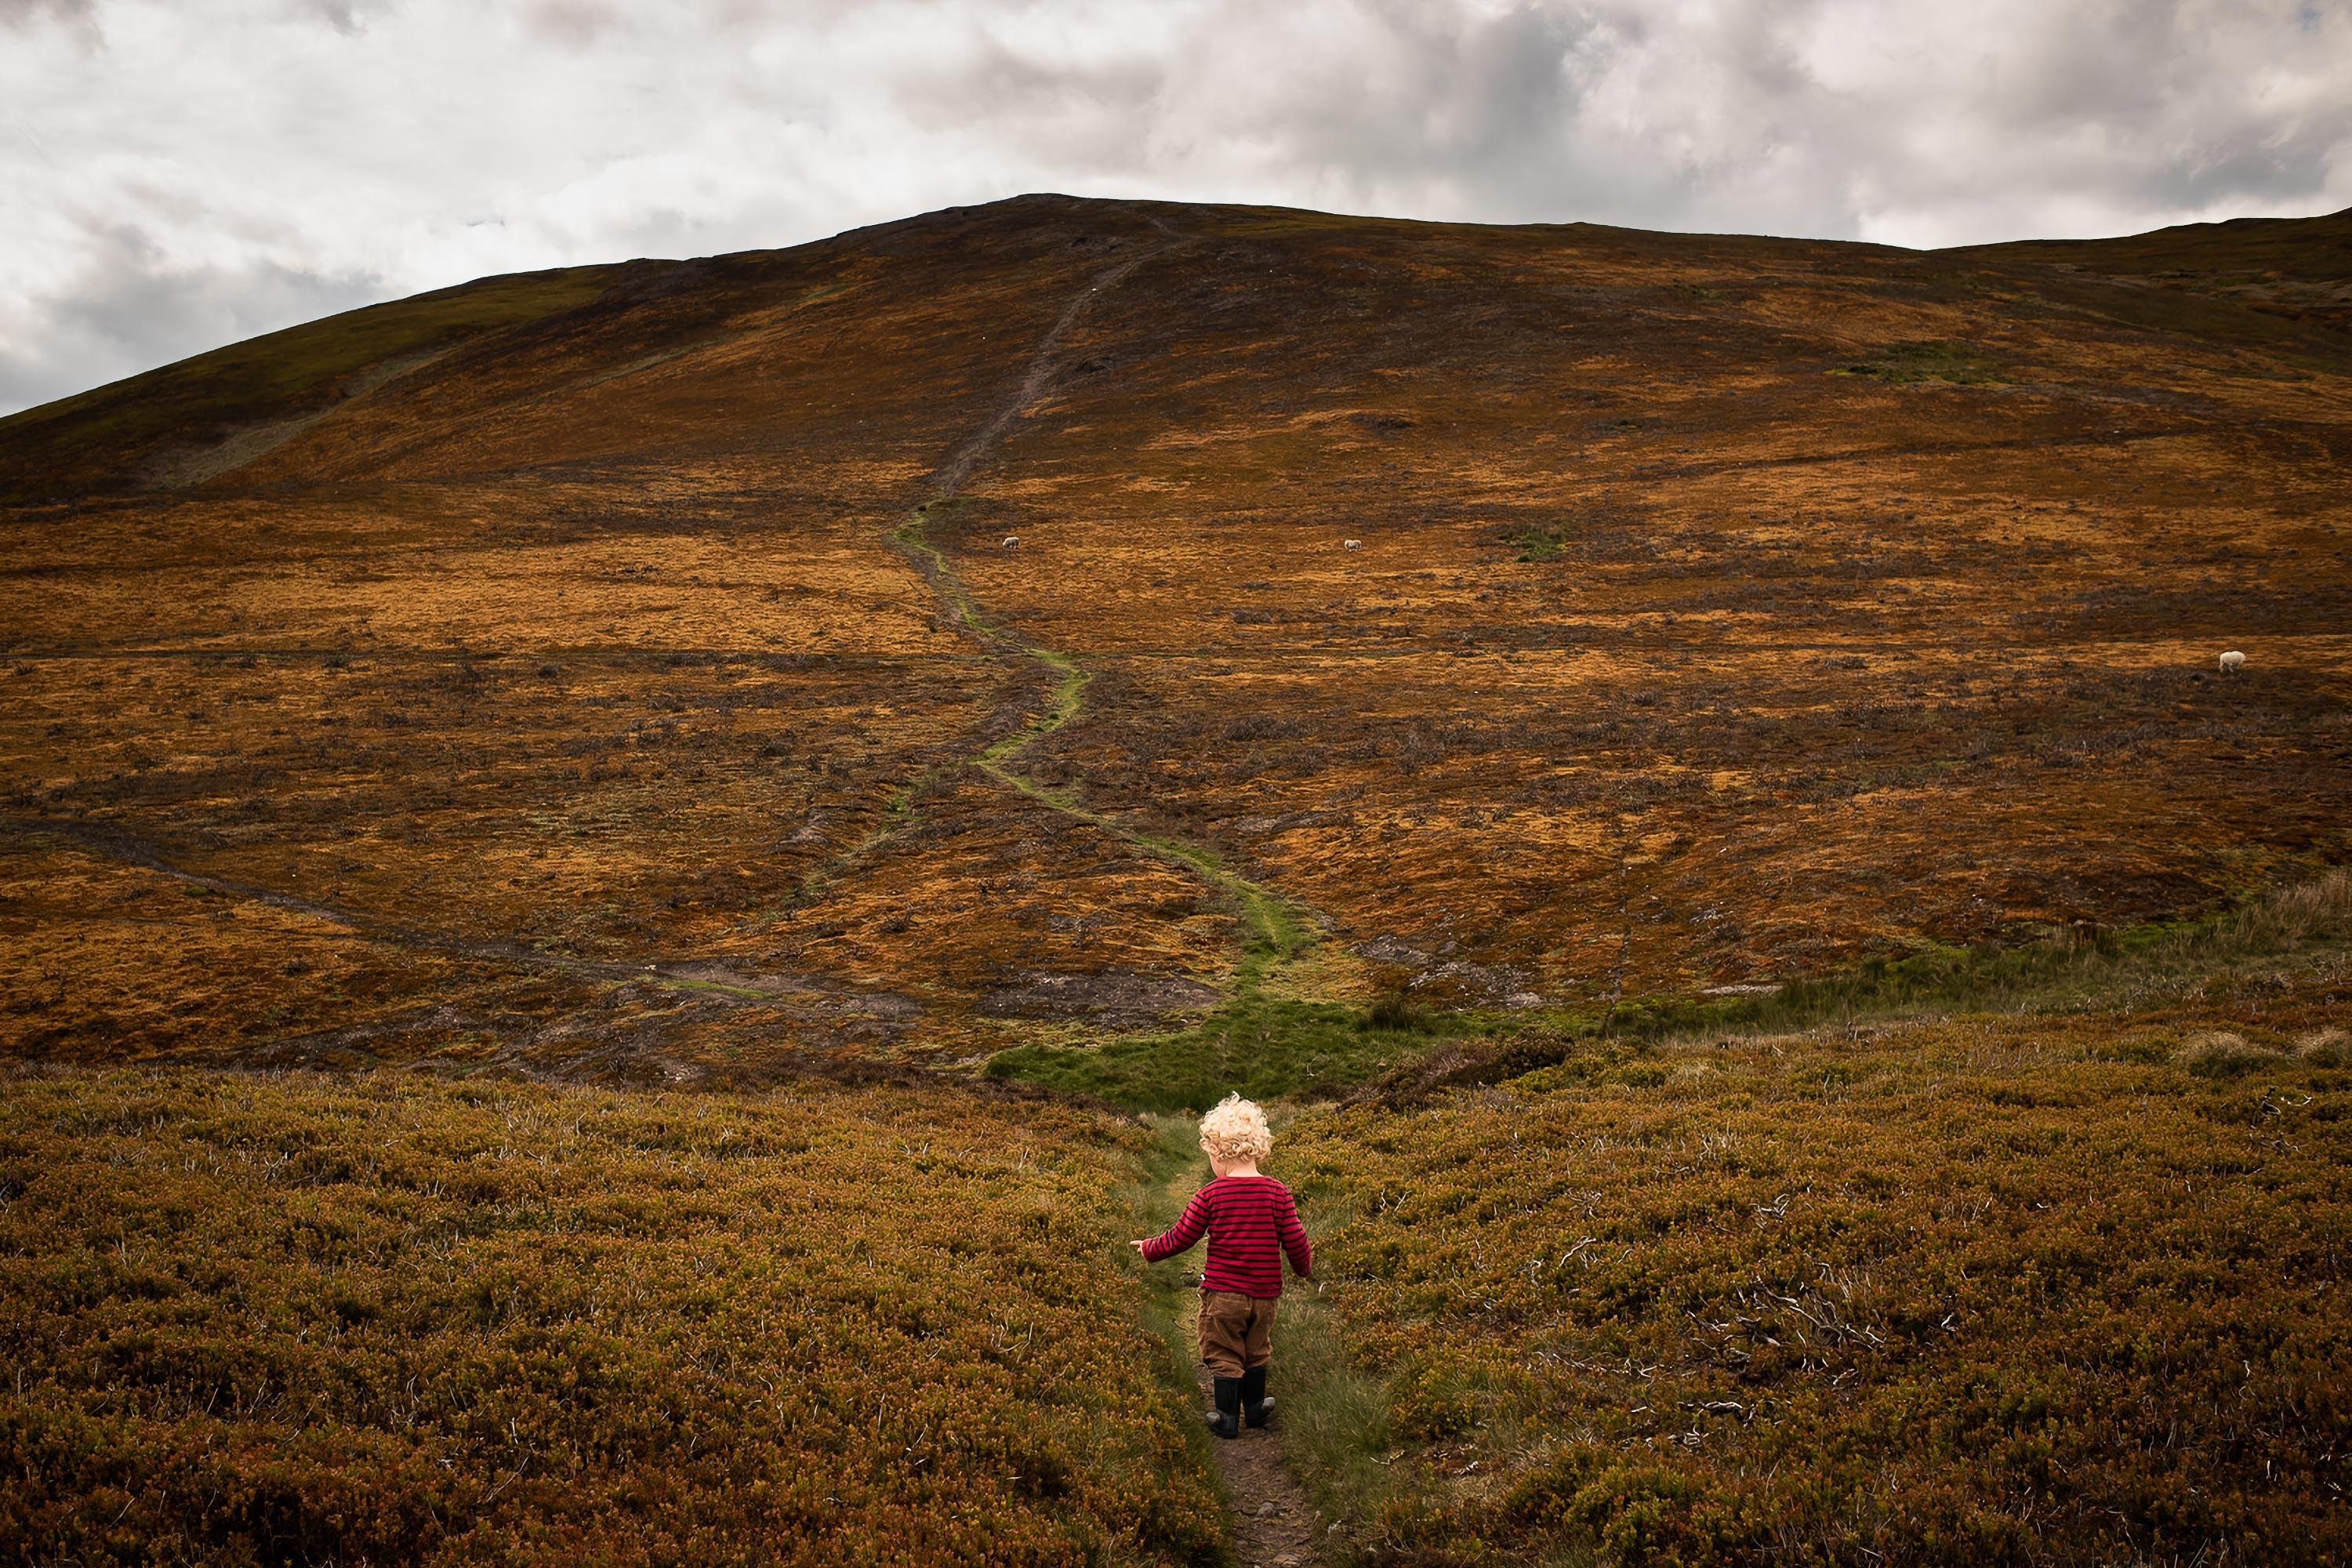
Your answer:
[1182,1292,1327,1568]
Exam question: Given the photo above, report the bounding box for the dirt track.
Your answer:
[1184,1294,1327,1567]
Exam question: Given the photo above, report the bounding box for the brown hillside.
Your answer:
[1952,205,2352,335]
[2,194,2347,1078]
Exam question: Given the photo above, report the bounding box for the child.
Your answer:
[1130,1094,1313,1439]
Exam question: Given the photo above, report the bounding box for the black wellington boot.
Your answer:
[1242,1365,1274,1428]
[1206,1376,1243,1439]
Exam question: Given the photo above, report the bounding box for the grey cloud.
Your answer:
[0,0,93,22]
[895,27,1165,143]
[0,227,383,413]
[296,2,371,38]
[524,2,619,48]
[1,0,96,47]
[3,0,2347,416]
[1288,5,1599,183]
[1172,3,1853,235]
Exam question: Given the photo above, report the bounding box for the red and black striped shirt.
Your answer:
[1142,1174,1312,1298]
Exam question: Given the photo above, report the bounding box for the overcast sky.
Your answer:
[5,0,2349,416]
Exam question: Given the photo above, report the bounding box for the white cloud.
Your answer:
[4,0,2349,414]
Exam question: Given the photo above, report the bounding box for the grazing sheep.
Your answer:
[1001,535,1020,549]
[1343,539,1361,550]
[2219,649,2245,673]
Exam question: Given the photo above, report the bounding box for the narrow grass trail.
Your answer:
[895,505,1314,988]
[888,245,1361,1559]
[855,248,1452,1118]
[881,242,1324,1010]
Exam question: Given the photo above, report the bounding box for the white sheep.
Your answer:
[1343,539,1361,550]
[2219,650,2245,673]
[1001,535,1020,549]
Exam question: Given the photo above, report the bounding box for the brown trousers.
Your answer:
[1196,1289,1277,1377]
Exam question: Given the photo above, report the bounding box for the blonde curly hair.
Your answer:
[1197,1093,1272,1163]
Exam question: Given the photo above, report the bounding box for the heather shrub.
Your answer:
[1284,1014,2352,1565]
[2297,1026,2350,1065]
[0,1068,1225,1566]
[2175,1029,2283,1077]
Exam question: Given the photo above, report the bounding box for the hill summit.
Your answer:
[2,194,2347,1078]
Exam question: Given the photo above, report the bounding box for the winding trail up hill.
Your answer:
[2,194,2348,1080]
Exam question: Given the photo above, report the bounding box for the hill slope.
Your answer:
[5,196,2352,1568]
[2,194,2349,1078]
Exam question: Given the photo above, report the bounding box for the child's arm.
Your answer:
[1130,1188,1212,1261]
[1276,1186,1313,1280]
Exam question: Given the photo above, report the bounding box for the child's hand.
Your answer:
[1128,1240,1149,1254]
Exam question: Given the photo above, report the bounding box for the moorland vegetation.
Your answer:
[0,1069,1225,1566]
[3,194,2349,1563]
[1277,871,2352,1565]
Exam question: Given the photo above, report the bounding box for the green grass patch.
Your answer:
[999,867,2351,1117]
[1253,1279,1405,1556]
[1362,991,1433,1033]
[1497,866,2352,1051]
[986,996,1463,1114]
[1497,524,1570,561]
[1350,868,2352,1105]
[1676,865,2352,1040]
